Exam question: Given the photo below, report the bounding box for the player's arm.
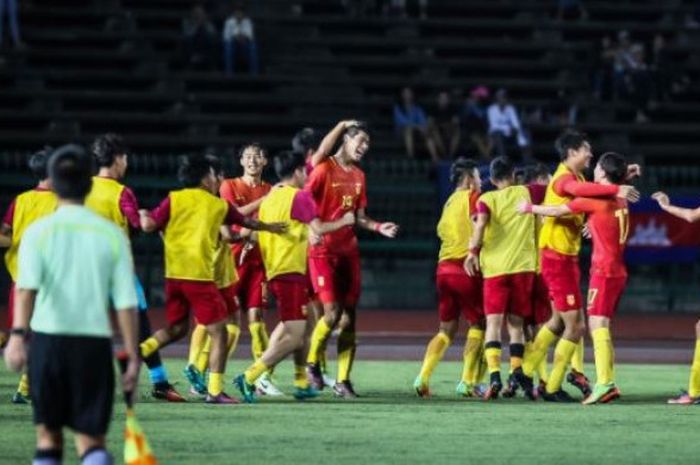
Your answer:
[120,187,142,231]
[653,192,700,223]
[236,197,266,217]
[225,203,287,234]
[0,231,10,248]
[464,210,488,277]
[310,212,356,235]
[310,119,361,167]
[519,202,572,217]
[356,208,399,238]
[1,199,15,244]
[556,175,640,202]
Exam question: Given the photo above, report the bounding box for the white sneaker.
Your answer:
[322,373,335,388]
[255,373,284,396]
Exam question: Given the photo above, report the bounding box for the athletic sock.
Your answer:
[537,353,549,384]
[208,372,223,396]
[592,327,614,385]
[187,324,207,365]
[244,360,268,385]
[226,324,241,358]
[417,332,451,384]
[33,448,62,465]
[522,326,558,377]
[336,330,357,382]
[307,319,332,365]
[546,338,577,394]
[477,350,488,383]
[509,343,525,372]
[148,365,168,385]
[484,341,502,376]
[294,365,309,389]
[249,322,266,361]
[571,337,585,374]
[688,340,700,397]
[80,447,113,465]
[195,336,211,373]
[462,327,485,385]
[18,372,29,396]
[139,337,160,359]
[319,340,329,374]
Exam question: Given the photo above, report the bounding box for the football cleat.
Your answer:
[567,369,592,397]
[11,392,30,404]
[183,364,207,395]
[514,370,537,401]
[306,363,325,391]
[501,373,520,398]
[255,372,284,396]
[413,376,431,398]
[205,392,240,404]
[582,383,621,405]
[667,390,700,405]
[233,374,257,404]
[541,389,576,403]
[151,383,187,402]
[333,380,359,399]
[293,386,320,400]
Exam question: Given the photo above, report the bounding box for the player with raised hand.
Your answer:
[305,121,399,398]
[1,147,57,404]
[233,151,355,403]
[85,133,185,402]
[413,157,485,398]
[520,152,631,404]
[464,156,544,400]
[517,130,640,402]
[652,191,700,404]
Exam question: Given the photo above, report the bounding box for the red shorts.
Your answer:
[165,279,227,326]
[530,273,552,325]
[483,272,535,318]
[219,283,240,317]
[268,276,309,321]
[540,252,582,312]
[309,253,361,307]
[587,274,627,319]
[236,260,267,310]
[6,282,15,329]
[436,260,482,324]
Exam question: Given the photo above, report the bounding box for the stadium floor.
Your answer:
[1,360,696,465]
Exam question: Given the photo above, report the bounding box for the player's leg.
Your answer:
[415,273,459,397]
[308,297,334,386]
[566,318,591,397]
[501,273,533,398]
[7,282,30,404]
[333,254,362,398]
[669,319,700,404]
[542,308,583,402]
[481,275,512,400]
[139,280,190,358]
[455,272,484,397]
[74,434,109,465]
[34,426,63,465]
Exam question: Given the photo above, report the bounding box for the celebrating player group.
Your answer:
[2,124,700,406]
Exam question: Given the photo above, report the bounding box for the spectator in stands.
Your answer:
[393,87,438,161]
[182,4,219,70]
[0,0,24,50]
[623,43,653,123]
[427,91,460,159]
[223,3,259,75]
[487,89,529,159]
[461,86,492,159]
[612,30,633,99]
[556,0,588,21]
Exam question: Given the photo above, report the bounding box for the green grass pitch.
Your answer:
[0,359,696,465]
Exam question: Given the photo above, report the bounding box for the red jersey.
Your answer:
[306,157,367,257]
[220,177,271,264]
[568,196,629,278]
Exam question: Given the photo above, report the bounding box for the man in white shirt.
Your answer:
[487,89,529,158]
[223,4,259,75]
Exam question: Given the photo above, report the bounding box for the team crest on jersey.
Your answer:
[355,183,362,195]
[567,294,576,306]
[318,276,325,287]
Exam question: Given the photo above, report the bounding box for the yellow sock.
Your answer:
[509,343,525,372]
[522,326,558,377]
[18,373,29,396]
[592,327,614,385]
[249,322,265,360]
[208,372,223,396]
[195,336,211,373]
[417,332,451,383]
[687,340,700,397]
[462,328,485,384]
[484,344,502,375]
[477,350,488,382]
[546,338,577,394]
[294,365,309,389]
[307,319,332,365]
[319,339,328,373]
[537,353,549,384]
[139,336,160,359]
[571,337,585,374]
[336,331,356,382]
[226,324,241,359]
[187,324,207,365]
[244,359,268,385]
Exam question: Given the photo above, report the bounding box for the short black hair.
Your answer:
[449,157,479,185]
[598,152,628,184]
[28,146,53,181]
[238,142,267,159]
[292,128,321,155]
[273,151,305,180]
[489,156,514,182]
[91,133,127,168]
[205,154,223,176]
[178,154,215,188]
[522,163,551,184]
[554,129,589,161]
[48,144,93,201]
[345,122,370,139]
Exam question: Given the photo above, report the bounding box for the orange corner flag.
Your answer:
[124,409,159,465]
